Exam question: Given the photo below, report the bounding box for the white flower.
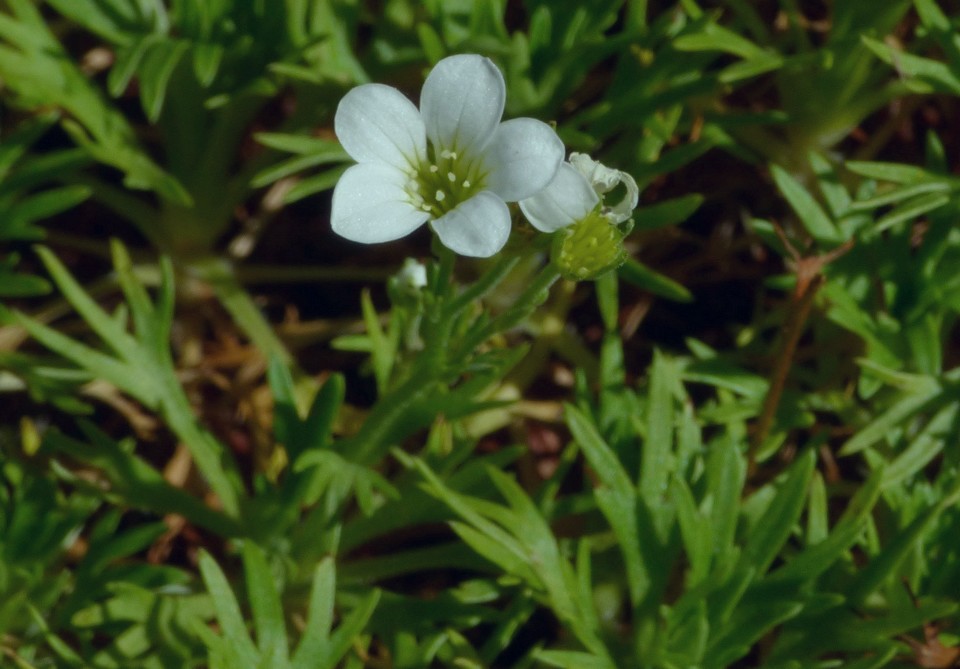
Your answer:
[396,257,427,290]
[519,152,639,232]
[519,153,639,281]
[331,54,565,258]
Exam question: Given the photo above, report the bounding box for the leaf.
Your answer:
[139,39,190,122]
[863,35,960,94]
[839,377,942,455]
[845,160,940,184]
[674,21,769,59]
[618,259,693,302]
[741,449,815,575]
[631,194,703,231]
[770,164,842,244]
[770,467,884,583]
[198,550,261,667]
[566,405,650,608]
[242,542,290,666]
[314,590,379,669]
[283,166,348,204]
[290,558,335,668]
[641,351,675,501]
[845,500,946,607]
[872,191,950,233]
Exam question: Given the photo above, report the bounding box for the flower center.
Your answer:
[406,145,487,218]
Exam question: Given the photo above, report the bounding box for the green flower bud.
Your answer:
[552,208,626,281]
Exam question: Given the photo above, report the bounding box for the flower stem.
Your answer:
[457,263,561,356]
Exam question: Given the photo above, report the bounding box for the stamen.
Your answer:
[429,164,439,173]
[447,172,456,182]
[462,180,471,188]
[435,190,446,202]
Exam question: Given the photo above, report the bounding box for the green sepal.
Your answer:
[551,209,627,281]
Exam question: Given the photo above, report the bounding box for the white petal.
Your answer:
[604,170,639,223]
[519,163,599,233]
[431,191,511,257]
[331,163,429,243]
[420,54,505,154]
[569,152,620,194]
[482,118,564,202]
[335,83,426,170]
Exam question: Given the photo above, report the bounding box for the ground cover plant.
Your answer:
[1,0,960,667]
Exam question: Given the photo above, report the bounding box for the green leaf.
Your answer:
[242,542,290,666]
[536,650,613,669]
[619,259,693,302]
[845,500,946,607]
[641,351,675,501]
[840,377,942,455]
[632,194,703,231]
[741,449,815,575]
[770,467,884,583]
[872,191,950,233]
[315,590,379,669]
[198,550,261,667]
[139,39,189,121]
[845,160,939,184]
[770,164,842,244]
[290,558,335,668]
[863,35,960,94]
[674,21,769,59]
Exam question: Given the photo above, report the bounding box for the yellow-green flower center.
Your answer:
[406,146,487,218]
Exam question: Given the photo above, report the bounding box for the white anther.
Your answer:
[447,172,456,182]
[435,190,446,202]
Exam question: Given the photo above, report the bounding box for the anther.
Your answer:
[462,180,471,188]
[429,164,439,173]
[435,190,446,202]
[447,172,456,182]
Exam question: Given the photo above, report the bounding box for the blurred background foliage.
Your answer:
[1,0,960,667]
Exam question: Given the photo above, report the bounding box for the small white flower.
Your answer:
[519,152,639,232]
[519,153,638,281]
[396,257,428,290]
[331,54,565,257]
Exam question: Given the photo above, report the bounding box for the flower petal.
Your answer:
[604,170,640,223]
[331,163,429,243]
[519,163,599,232]
[335,83,426,170]
[482,118,564,202]
[431,191,511,257]
[420,54,505,154]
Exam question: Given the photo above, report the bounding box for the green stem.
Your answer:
[444,251,521,318]
[342,250,558,468]
[342,315,455,467]
[457,263,561,356]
